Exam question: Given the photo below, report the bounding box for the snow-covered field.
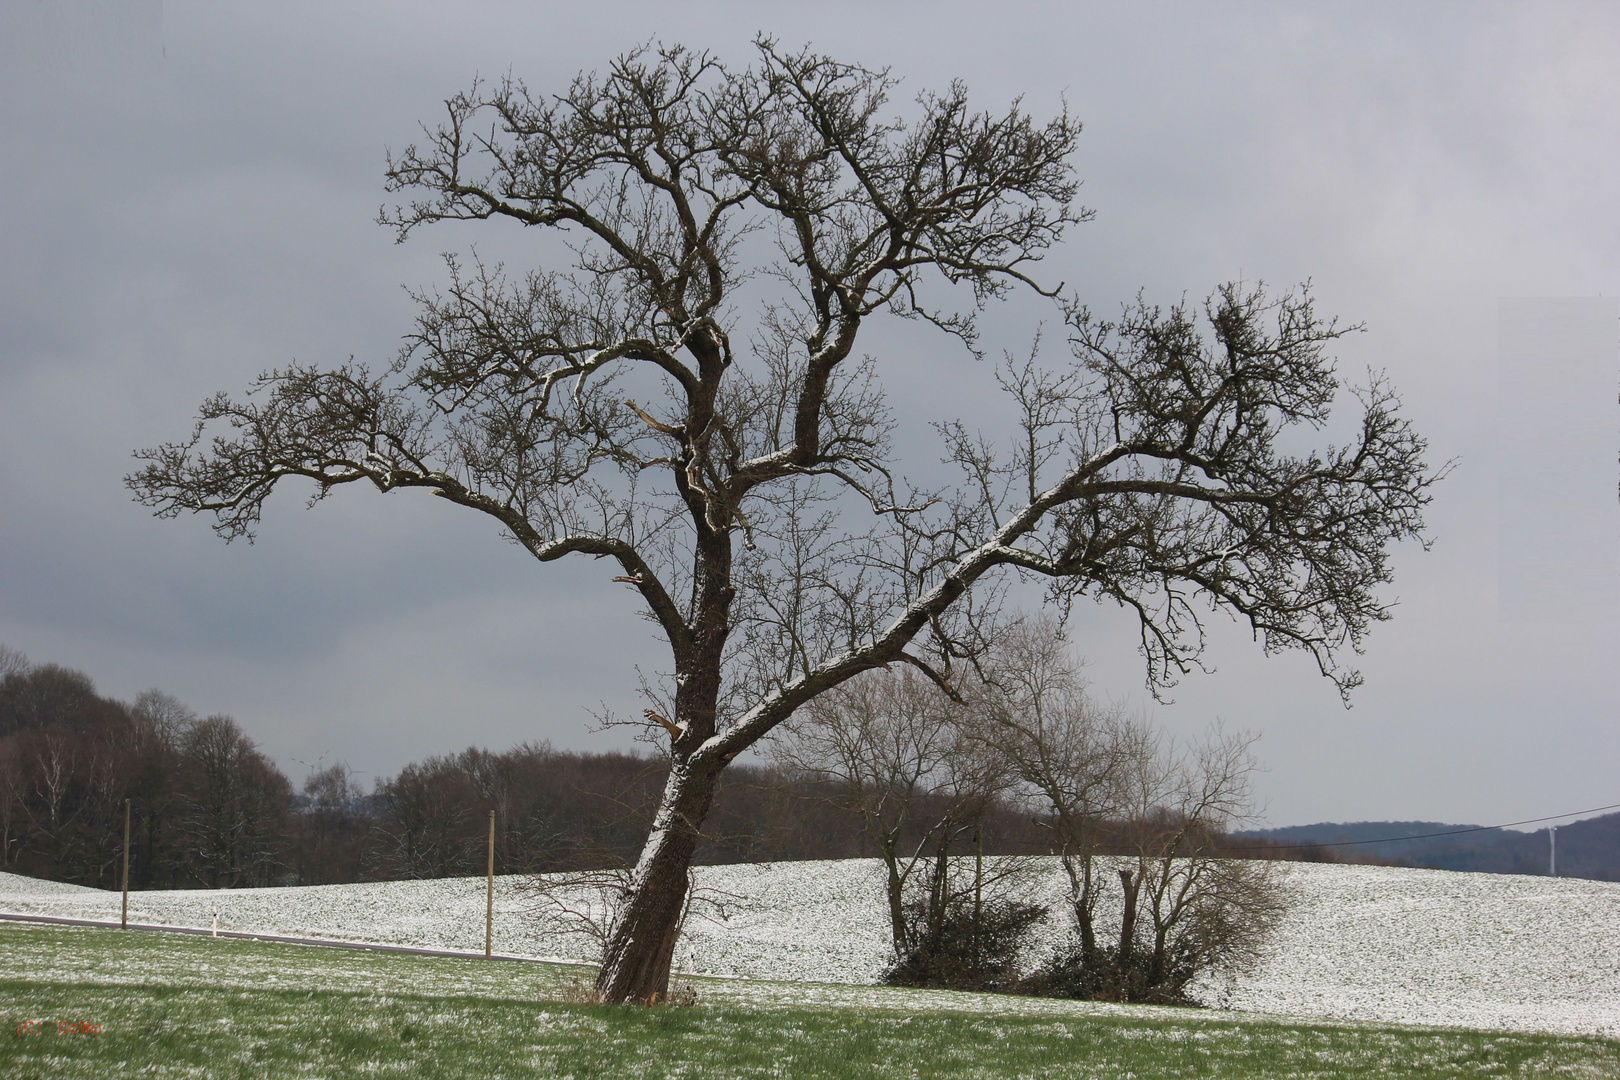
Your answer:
[4,859,1617,1038]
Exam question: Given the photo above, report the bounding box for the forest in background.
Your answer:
[0,644,874,887]
[0,646,1428,892]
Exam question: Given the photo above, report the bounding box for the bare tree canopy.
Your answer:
[0,646,28,682]
[128,39,1439,1003]
[977,618,1285,1003]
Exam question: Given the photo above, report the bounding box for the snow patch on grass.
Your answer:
[5,859,1618,1038]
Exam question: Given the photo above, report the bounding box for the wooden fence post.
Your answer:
[121,799,131,930]
[974,824,983,964]
[485,809,495,959]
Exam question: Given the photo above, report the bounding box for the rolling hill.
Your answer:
[1236,812,1620,880]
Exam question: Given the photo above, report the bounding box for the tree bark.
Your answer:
[1117,868,1139,957]
[881,843,908,958]
[593,758,720,1003]
[1067,853,1097,960]
[593,511,734,1003]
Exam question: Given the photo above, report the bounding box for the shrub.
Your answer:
[1020,941,1203,1006]
[883,896,1048,992]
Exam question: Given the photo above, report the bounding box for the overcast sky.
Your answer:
[1,1,1615,829]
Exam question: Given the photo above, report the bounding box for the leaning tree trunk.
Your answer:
[593,748,722,1002]
[593,511,737,1004]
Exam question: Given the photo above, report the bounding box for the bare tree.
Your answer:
[773,666,1007,959]
[981,621,1284,1002]
[294,761,367,885]
[0,645,28,681]
[176,715,290,888]
[11,722,130,885]
[368,755,482,880]
[0,663,98,736]
[128,41,1439,1002]
[1105,723,1284,1001]
[23,731,86,871]
[131,689,199,746]
[303,761,363,811]
[0,647,34,871]
[975,616,1127,962]
[0,745,21,871]
[124,690,192,889]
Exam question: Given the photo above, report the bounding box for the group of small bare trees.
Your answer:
[774,618,1285,1003]
[775,665,1002,964]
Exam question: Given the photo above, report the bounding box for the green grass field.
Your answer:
[4,923,1617,1079]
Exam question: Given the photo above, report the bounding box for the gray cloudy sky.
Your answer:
[2,1,1615,828]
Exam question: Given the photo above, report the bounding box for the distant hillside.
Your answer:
[1236,813,1620,882]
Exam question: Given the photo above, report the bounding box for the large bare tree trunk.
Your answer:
[594,759,719,1003]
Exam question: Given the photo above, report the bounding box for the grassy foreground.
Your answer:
[4,923,1617,1079]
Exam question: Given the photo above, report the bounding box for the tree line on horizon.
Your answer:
[1,644,1364,893]
[1236,817,1620,882]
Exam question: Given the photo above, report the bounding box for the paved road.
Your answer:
[0,910,568,965]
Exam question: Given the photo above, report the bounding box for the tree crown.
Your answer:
[130,40,1438,769]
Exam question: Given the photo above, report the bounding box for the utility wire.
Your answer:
[1228,800,1620,853]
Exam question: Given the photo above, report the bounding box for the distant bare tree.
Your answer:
[1107,723,1284,1001]
[980,619,1284,1002]
[129,40,1439,1002]
[369,755,482,879]
[301,761,362,811]
[294,761,366,885]
[0,645,28,681]
[22,731,87,870]
[0,746,20,870]
[0,663,98,736]
[0,647,33,870]
[131,689,198,746]
[976,617,1128,960]
[122,691,191,889]
[773,667,1010,959]
[176,715,290,887]
[10,720,130,885]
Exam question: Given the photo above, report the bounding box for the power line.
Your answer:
[1229,800,1620,853]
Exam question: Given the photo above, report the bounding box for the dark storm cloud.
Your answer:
[1,1,1615,824]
